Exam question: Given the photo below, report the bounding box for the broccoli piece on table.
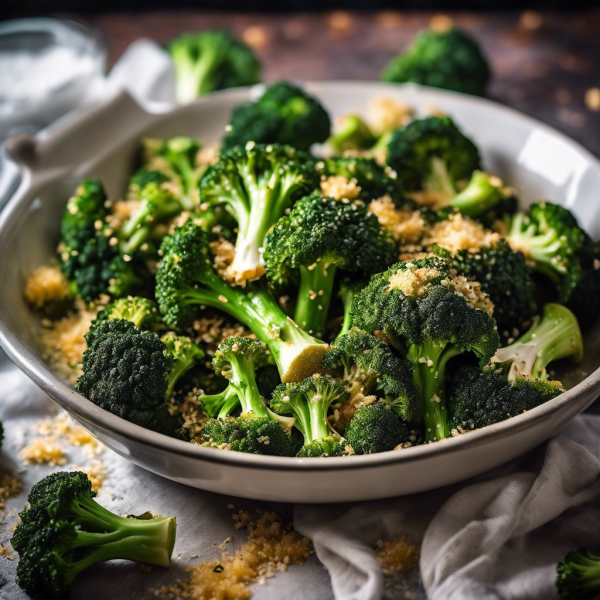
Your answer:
[12,471,176,600]
[76,320,202,437]
[59,179,139,301]
[264,193,396,338]
[327,115,378,154]
[448,364,564,432]
[222,81,330,151]
[87,296,159,346]
[344,400,409,454]
[386,116,481,195]
[382,27,491,97]
[557,548,600,600]
[324,327,420,426]
[493,303,583,382]
[200,143,318,285]
[435,240,537,333]
[167,30,261,103]
[156,221,328,383]
[352,256,499,442]
[271,375,349,457]
[315,156,410,204]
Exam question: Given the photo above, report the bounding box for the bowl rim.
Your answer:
[1,81,599,473]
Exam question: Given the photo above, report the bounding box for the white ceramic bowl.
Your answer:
[1,82,599,503]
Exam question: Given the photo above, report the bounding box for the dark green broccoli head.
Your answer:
[326,115,377,154]
[386,116,481,194]
[436,240,537,333]
[315,156,412,205]
[344,401,409,455]
[203,415,294,456]
[168,30,261,103]
[76,320,182,437]
[324,327,420,426]
[222,81,330,151]
[213,336,272,377]
[297,436,345,458]
[382,27,491,96]
[448,365,564,432]
[129,168,170,195]
[556,548,600,600]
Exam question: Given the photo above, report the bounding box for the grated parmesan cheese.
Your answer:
[375,537,418,575]
[320,175,361,201]
[24,265,71,310]
[368,195,426,245]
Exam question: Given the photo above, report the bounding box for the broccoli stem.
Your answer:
[407,342,461,442]
[425,156,456,194]
[228,357,269,417]
[451,171,503,217]
[338,287,355,339]
[294,263,337,338]
[307,399,330,443]
[201,385,241,419]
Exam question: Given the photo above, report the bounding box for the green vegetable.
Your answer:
[556,548,600,600]
[327,115,377,154]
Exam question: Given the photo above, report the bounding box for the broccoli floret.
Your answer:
[435,240,537,333]
[352,256,499,442]
[13,471,176,600]
[324,327,420,426]
[59,179,139,301]
[386,116,481,195]
[448,364,564,432]
[156,221,328,383]
[381,27,491,96]
[202,414,294,456]
[344,401,409,454]
[87,296,159,346]
[264,193,396,338]
[337,277,367,338]
[161,333,205,399]
[167,30,261,103]
[76,320,202,437]
[222,81,331,151]
[270,375,349,457]
[557,548,600,600]
[315,156,410,204]
[327,115,377,154]
[200,143,318,285]
[493,303,583,382]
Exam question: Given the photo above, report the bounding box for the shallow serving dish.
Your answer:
[0,82,599,503]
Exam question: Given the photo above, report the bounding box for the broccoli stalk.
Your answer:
[337,278,365,338]
[201,143,318,285]
[327,115,377,154]
[450,170,507,218]
[352,257,499,442]
[493,303,583,382]
[557,548,600,600]
[156,221,328,383]
[271,375,349,457]
[12,472,176,600]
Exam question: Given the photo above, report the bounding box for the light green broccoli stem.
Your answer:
[201,385,241,419]
[451,171,504,217]
[407,341,461,442]
[328,115,376,153]
[425,156,456,194]
[172,43,222,102]
[227,354,269,417]
[294,263,337,338]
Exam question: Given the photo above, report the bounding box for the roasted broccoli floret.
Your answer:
[202,414,293,456]
[435,240,537,333]
[448,364,564,432]
[352,256,499,442]
[557,548,600,600]
[506,202,600,322]
[344,401,409,454]
[386,116,481,195]
[493,303,583,382]
[270,375,349,457]
[87,296,159,346]
[76,320,203,436]
[156,221,328,383]
[161,333,206,399]
[264,193,396,338]
[200,143,318,285]
[327,115,377,154]
[13,471,176,600]
[222,81,331,151]
[382,27,491,96]
[59,179,139,301]
[167,30,261,103]
[315,156,409,204]
[324,327,420,426]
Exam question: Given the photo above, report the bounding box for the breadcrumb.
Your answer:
[368,196,426,245]
[375,537,418,575]
[0,474,22,510]
[329,387,377,433]
[405,189,452,210]
[366,96,413,136]
[34,412,104,458]
[320,175,362,201]
[24,265,71,310]
[210,238,237,279]
[19,438,66,467]
[191,316,255,353]
[73,460,106,492]
[388,266,441,297]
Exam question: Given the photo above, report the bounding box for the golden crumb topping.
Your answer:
[329,384,377,433]
[374,537,418,575]
[73,460,106,492]
[422,212,501,254]
[368,195,426,245]
[0,474,21,510]
[388,266,442,297]
[406,189,452,210]
[105,199,141,231]
[24,265,71,310]
[210,238,237,279]
[19,438,66,467]
[366,96,414,136]
[191,315,255,353]
[320,175,362,201]
[445,270,494,315]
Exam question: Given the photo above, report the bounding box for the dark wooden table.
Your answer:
[85,9,600,156]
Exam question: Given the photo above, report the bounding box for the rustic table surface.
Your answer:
[83,9,600,156]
